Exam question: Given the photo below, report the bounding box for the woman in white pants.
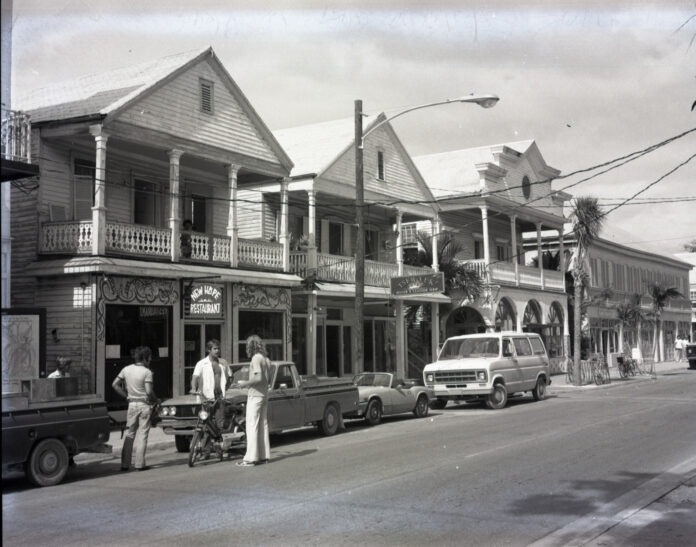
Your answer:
[237,335,271,466]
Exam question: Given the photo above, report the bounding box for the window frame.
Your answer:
[72,157,96,221]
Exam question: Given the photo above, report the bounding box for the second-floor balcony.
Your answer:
[462,259,566,292]
[1,109,39,182]
[39,221,284,271]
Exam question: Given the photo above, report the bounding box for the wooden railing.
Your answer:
[106,222,171,257]
[238,238,283,270]
[462,259,565,291]
[289,251,432,287]
[1,109,32,163]
[40,221,93,254]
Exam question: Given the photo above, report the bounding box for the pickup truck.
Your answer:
[2,379,112,486]
[158,361,359,452]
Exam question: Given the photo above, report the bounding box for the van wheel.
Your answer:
[26,438,70,487]
[486,383,508,410]
[365,399,382,426]
[319,403,340,436]
[532,377,547,401]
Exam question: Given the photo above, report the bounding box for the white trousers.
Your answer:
[244,396,270,462]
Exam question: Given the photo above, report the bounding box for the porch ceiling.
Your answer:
[307,282,450,303]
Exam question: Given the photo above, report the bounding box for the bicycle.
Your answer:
[617,356,636,379]
[590,358,611,385]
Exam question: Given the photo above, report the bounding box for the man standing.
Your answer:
[112,346,156,472]
[190,339,231,399]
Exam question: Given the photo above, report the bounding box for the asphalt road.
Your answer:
[3,369,696,547]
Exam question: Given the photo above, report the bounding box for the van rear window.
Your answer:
[529,337,547,355]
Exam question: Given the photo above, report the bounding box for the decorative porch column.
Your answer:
[395,210,403,276]
[510,215,519,286]
[307,292,317,375]
[395,299,405,378]
[89,126,108,256]
[559,224,570,358]
[280,178,290,272]
[168,149,184,262]
[431,215,440,271]
[536,223,545,289]
[480,206,490,283]
[307,190,317,275]
[226,164,240,267]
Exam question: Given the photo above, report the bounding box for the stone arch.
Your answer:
[445,306,486,338]
[523,299,542,329]
[545,301,565,361]
[495,297,517,332]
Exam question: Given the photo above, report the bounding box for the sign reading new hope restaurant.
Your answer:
[188,284,223,317]
[390,272,445,296]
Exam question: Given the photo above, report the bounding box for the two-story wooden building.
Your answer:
[10,47,303,406]
[241,115,446,379]
[405,140,571,371]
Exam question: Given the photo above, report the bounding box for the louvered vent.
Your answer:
[200,80,213,113]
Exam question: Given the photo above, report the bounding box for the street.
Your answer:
[3,368,696,547]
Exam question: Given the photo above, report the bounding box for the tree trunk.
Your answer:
[653,320,660,362]
[658,320,665,362]
[636,319,643,362]
[618,324,624,355]
[573,279,582,386]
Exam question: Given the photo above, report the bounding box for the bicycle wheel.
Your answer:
[188,430,208,468]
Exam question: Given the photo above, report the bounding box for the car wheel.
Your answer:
[532,377,547,401]
[486,383,508,410]
[175,435,191,453]
[413,395,429,418]
[26,438,70,487]
[365,399,382,426]
[430,398,447,410]
[319,403,340,436]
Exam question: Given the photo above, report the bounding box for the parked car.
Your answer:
[686,343,696,370]
[423,332,551,410]
[348,372,431,425]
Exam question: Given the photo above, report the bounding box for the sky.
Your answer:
[7,0,696,257]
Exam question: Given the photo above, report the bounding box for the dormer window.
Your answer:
[200,79,214,114]
[377,150,385,181]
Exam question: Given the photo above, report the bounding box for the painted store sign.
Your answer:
[188,284,224,317]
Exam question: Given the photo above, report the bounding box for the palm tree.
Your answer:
[615,293,645,356]
[403,230,484,326]
[529,250,561,270]
[568,197,604,386]
[647,282,683,362]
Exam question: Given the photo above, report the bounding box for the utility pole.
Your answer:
[354,99,364,373]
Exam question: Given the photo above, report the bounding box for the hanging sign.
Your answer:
[390,272,445,296]
[188,284,224,317]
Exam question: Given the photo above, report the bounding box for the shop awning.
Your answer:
[23,257,303,287]
[310,282,450,303]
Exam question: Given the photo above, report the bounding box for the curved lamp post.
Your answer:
[353,94,499,372]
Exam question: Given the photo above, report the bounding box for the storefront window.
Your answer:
[238,311,284,361]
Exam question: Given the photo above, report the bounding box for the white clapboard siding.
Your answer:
[117,59,278,165]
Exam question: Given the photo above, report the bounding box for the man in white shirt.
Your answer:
[190,340,230,399]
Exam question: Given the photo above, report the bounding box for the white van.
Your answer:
[423,332,551,410]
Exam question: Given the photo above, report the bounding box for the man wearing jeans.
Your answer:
[112,346,156,471]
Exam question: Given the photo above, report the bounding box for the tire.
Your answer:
[430,398,448,410]
[175,435,191,453]
[413,395,430,418]
[532,377,547,401]
[365,399,382,426]
[26,438,70,487]
[188,430,206,467]
[319,403,340,436]
[486,383,508,410]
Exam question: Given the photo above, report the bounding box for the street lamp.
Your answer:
[353,94,499,373]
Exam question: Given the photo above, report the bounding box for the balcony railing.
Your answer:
[39,221,283,270]
[1,109,32,163]
[462,259,565,292]
[289,251,432,288]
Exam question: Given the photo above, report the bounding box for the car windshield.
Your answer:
[353,373,392,387]
[230,364,250,383]
[439,337,500,360]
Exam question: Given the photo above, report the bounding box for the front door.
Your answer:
[104,304,172,409]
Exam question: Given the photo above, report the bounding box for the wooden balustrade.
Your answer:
[40,221,93,254]
[238,238,283,270]
[1,109,32,162]
[106,222,171,257]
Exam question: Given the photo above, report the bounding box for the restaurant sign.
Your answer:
[390,272,445,296]
[188,283,224,317]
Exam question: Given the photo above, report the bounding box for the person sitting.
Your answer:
[48,356,72,378]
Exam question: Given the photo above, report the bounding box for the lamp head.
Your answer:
[457,94,500,109]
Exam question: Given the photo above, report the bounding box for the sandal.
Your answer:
[236,460,256,467]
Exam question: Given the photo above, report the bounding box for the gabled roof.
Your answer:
[17,47,212,123]
[273,115,377,178]
[414,140,538,197]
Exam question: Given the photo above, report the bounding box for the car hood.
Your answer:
[423,358,490,371]
[161,389,247,407]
